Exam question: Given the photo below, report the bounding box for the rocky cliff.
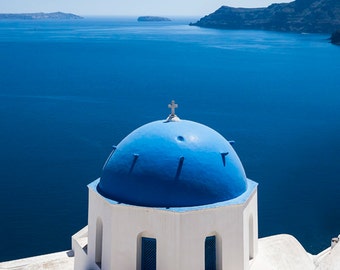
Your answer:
[190,0,340,33]
[331,29,340,44]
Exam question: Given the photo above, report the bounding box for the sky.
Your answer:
[0,0,293,16]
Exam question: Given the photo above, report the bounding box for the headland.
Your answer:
[190,0,340,33]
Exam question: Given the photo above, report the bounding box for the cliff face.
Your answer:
[191,0,340,33]
[331,29,340,44]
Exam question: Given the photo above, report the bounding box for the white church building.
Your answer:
[1,101,339,269]
[72,100,258,270]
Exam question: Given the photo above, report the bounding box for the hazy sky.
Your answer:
[0,0,293,16]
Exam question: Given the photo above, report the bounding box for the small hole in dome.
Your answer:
[177,136,184,141]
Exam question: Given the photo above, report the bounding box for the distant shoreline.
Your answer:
[137,16,171,22]
[0,12,83,20]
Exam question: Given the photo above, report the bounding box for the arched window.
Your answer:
[95,218,103,267]
[205,236,216,270]
[141,237,157,270]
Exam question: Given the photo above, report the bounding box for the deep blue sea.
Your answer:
[0,17,340,261]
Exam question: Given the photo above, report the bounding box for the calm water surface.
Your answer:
[0,17,340,261]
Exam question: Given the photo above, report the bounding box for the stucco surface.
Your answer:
[0,251,74,270]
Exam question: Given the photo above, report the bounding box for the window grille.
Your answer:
[205,236,216,270]
[141,237,156,270]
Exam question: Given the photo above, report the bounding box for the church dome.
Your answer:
[98,114,247,207]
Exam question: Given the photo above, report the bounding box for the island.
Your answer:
[190,0,340,33]
[331,29,340,44]
[137,16,171,22]
[0,12,83,20]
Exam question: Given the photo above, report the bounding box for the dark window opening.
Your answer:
[205,236,216,270]
[141,237,156,270]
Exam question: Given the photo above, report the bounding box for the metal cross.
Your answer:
[168,100,178,116]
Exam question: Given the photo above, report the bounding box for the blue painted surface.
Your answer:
[141,237,157,270]
[98,120,247,207]
[90,178,256,212]
[205,236,217,270]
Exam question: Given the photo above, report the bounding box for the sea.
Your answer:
[0,17,339,262]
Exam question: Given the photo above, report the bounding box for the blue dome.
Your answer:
[98,120,247,207]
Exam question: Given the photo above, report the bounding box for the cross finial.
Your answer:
[164,100,180,122]
[168,100,178,116]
